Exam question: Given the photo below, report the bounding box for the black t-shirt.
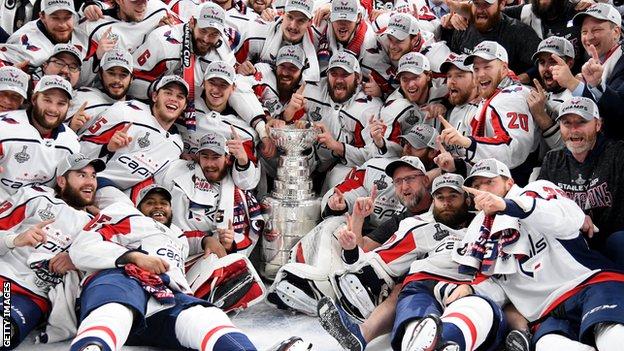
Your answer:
[441,13,541,75]
[539,135,624,249]
[504,3,583,73]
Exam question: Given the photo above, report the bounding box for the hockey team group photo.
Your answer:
[0,0,623,349]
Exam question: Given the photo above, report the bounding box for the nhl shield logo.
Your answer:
[373,174,388,191]
[14,145,30,163]
[310,106,322,121]
[138,132,151,148]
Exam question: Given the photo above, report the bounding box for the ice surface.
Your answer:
[15,302,392,351]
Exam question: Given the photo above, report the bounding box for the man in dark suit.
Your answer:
[551,3,624,140]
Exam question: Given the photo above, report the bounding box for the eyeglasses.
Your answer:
[48,58,80,73]
[393,173,425,187]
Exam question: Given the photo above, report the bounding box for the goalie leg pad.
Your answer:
[185,254,266,313]
[331,257,395,322]
[266,263,335,316]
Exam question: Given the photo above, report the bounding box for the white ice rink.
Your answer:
[15,301,393,351]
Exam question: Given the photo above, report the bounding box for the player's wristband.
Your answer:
[4,234,17,249]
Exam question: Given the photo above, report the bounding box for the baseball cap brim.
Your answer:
[197,21,226,36]
[531,48,567,63]
[571,12,613,27]
[38,86,72,99]
[203,73,234,85]
[439,61,470,73]
[382,28,409,41]
[277,57,304,69]
[464,53,498,66]
[159,80,190,96]
[53,49,82,64]
[555,110,597,122]
[136,186,172,206]
[397,66,426,76]
[464,171,500,186]
[398,134,428,149]
[330,12,358,22]
[432,183,463,194]
[0,85,27,99]
[385,159,425,177]
[286,8,312,19]
[101,62,132,72]
[58,158,106,176]
[197,144,227,155]
[328,62,356,74]
[44,6,77,16]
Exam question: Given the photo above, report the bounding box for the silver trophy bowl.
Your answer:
[270,127,318,156]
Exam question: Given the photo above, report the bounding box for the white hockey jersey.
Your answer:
[0,110,80,199]
[69,201,192,295]
[247,63,288,118]
[454,180,624,322]
[377,85,447,157]
[369,0,441,37]
[0,186,91,297]
[321,157,403,227]
[303,79,383,169]
[464,83,539,170]
[79,100,183,190]
[540,89,570,151]
[165,0,256,36]
[4,19,88,71]
[311,19,386,78]
[66,86,122,135]
[445,101,479,157]
[236,17,321,82]
[156,160,263,255]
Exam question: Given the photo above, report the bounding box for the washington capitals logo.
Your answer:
[126,101,141,110]
[163,30,181,44]
[0,114,18,124]
[20,35,40,51]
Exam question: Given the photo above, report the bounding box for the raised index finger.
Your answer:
[296,83,306,95]
[76,101,88,115]
[551,53,566,66]
[532,78,545,95]
[435,137,447,153]
[230,125,240,139]
[370,184,378,201]
[462,186,483,196]
[588,44,600,62]
[121,122,133,133]
[437,114,453,129]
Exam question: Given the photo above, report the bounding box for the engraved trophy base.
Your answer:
[260,196,321,280]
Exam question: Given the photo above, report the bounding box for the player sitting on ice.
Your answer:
[155,132,266,312]
[68,184,263,351]
[0,153,105,349]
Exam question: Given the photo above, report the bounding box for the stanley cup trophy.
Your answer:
[261,127,321,280]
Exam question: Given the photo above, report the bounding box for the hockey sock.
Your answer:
[595,323,624,351]
[441,296,494,351]
[175,305,256,351]
[70,303,133,351]
[535,334,596,351]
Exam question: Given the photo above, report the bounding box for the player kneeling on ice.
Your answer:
[68,185,259,351]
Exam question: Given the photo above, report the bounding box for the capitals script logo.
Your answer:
[21,35,40,51]
[163,30,181,44]
[126,101,142,110]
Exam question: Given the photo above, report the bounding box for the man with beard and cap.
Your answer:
[131,2,273,156]
[2,0,88,71]
[153,132,268,314]
[0,75,79,201]
[298,51,382,193]
[539,97,624,270]
[78,75,187,208]
[0,153,103,349]
[156,131,262,256]
[317,173,501,351]
[265,156,432,317]
[165,0,258,34]
[439,53,479,150]
[554,3,624,140]
[0,66,30,112]
[35,43,83,88]
[372,52,448,158]
[453,158,624,351]
[67,184,268,351]
[368,13,450,97]
[236,0,321,83]
[309,0,387,80]
[438,41,539,186]
[0,0,77,37]
[440,0,541,82]
[527,36,575,152]
[65,48,134,134]
[249,44,306,119]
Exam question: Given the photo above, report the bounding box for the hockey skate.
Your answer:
[317,296,367,351]
[266,336,312,351]
[505,329,531,351]
[401,314,443,351]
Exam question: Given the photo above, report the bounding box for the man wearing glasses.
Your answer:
[440,0,540,82]
[36,43,83,89]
